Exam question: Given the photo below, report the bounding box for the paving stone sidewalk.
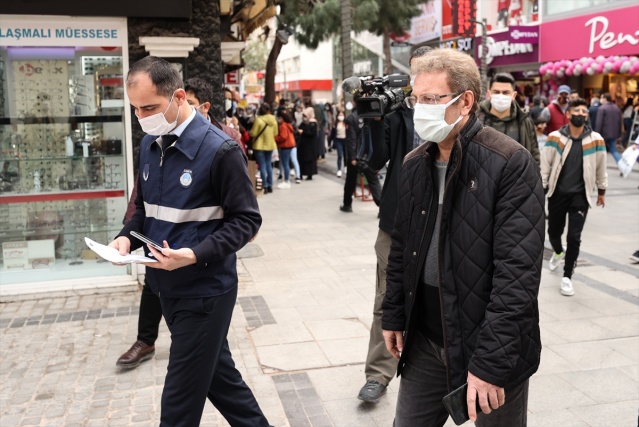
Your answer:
[1,153,638,426]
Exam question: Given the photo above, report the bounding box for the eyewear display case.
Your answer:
[0,15,136,290]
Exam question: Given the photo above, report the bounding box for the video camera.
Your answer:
[341,74,409,118]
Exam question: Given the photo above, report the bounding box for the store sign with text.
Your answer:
[475,30,539,66]
[540,4,639,62]
[0,16,126,47]
[426,37,474,54]
[442,0,477,40]
[409,1,442,45]
[509,25,539,44]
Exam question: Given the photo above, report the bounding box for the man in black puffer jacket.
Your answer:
[382,48,544,427]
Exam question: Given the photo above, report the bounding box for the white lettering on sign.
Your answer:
[586,16,639,54]
[510,29,538,40]
[439,37,473,52]
[480,37,533,65]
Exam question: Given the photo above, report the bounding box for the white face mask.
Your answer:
[337,116,344,121]
[413,94,463,143]
[491,93,513,113]
[225,99,233,111]
[137,92,180,135]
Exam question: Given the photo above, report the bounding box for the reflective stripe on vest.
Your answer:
[144,202,224,223]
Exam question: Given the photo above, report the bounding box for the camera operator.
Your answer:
[356,46,431,403]
[339,93,382,212]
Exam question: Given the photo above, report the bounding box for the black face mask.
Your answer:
[570,115,586,127]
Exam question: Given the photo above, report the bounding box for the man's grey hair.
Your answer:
[410,49,481,113]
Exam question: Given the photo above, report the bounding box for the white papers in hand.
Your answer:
[84,237,158,263]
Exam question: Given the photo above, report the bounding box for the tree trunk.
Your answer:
[383,28,393,75]
[264,36,283,105]
[341,0,352,79]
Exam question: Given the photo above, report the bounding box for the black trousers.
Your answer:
[547,193,589,279]
[342,162,382,207]
[137,279,163,346]
[159,287,269,427]
[394,329,529,427]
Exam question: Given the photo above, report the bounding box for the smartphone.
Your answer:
[442,383,482,426]
[130,231,164,251]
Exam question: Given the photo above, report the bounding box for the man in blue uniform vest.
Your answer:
[110,56,270,427]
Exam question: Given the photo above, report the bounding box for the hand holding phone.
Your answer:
[442,383,482,426]
[130,231,164,251]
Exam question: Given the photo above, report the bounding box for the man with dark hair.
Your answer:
[477,72,540,165]
[570,89,580,101]
[356,46,431,403]
[110,56,271,427]
[542,98,607,297]
[528,95,545,123]
[184,77,242,145]
[115,76,246,370]
[383,48,543,426]
[339,94,382,212]
[595,92,622,164]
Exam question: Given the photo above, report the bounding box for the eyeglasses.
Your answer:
[405,93,460,109]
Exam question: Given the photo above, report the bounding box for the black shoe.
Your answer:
[339,205,352,213]
[630,250,639,263]
[357,380,387,403]
[306,176,313,181]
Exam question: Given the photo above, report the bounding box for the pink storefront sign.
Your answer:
[540,5,639,62]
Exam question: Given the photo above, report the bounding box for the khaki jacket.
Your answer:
[250,114,278,151]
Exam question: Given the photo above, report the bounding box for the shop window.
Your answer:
[480,0,540,30]
[543,0,617,17]
[0,46,129,285]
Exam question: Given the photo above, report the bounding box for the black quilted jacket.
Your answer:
[381,115,544,392]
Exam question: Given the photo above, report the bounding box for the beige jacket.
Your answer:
[541,126,608,207]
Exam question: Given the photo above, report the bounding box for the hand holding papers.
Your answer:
[84,237,158,264]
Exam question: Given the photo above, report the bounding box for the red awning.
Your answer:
[275,80,333,92]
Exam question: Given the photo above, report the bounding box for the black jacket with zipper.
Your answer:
[381,114,544,392]
[367,104,414,234]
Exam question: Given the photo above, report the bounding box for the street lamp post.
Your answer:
[470,18,488,95]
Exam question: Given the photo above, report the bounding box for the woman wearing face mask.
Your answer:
[274,110,296,188]
[332,111,347,177]
[249,103,279,193]
[297,107,318,180]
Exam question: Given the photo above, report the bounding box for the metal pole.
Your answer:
[470,18,488,95]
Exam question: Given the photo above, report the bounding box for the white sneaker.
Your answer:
[290,170,296,177]
[560,277,575,296]
[337,170,342,178]
[277,181,291,189]
[549,251,565,271]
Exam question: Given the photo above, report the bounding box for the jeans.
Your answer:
[279,148,292,181]
[621,117,633,148]
[290,147,301,178]
[253,150,273,189]
[604,137,621,164]
[333,138,345,170]
[548,193,589,279]
[393,329,529,427]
